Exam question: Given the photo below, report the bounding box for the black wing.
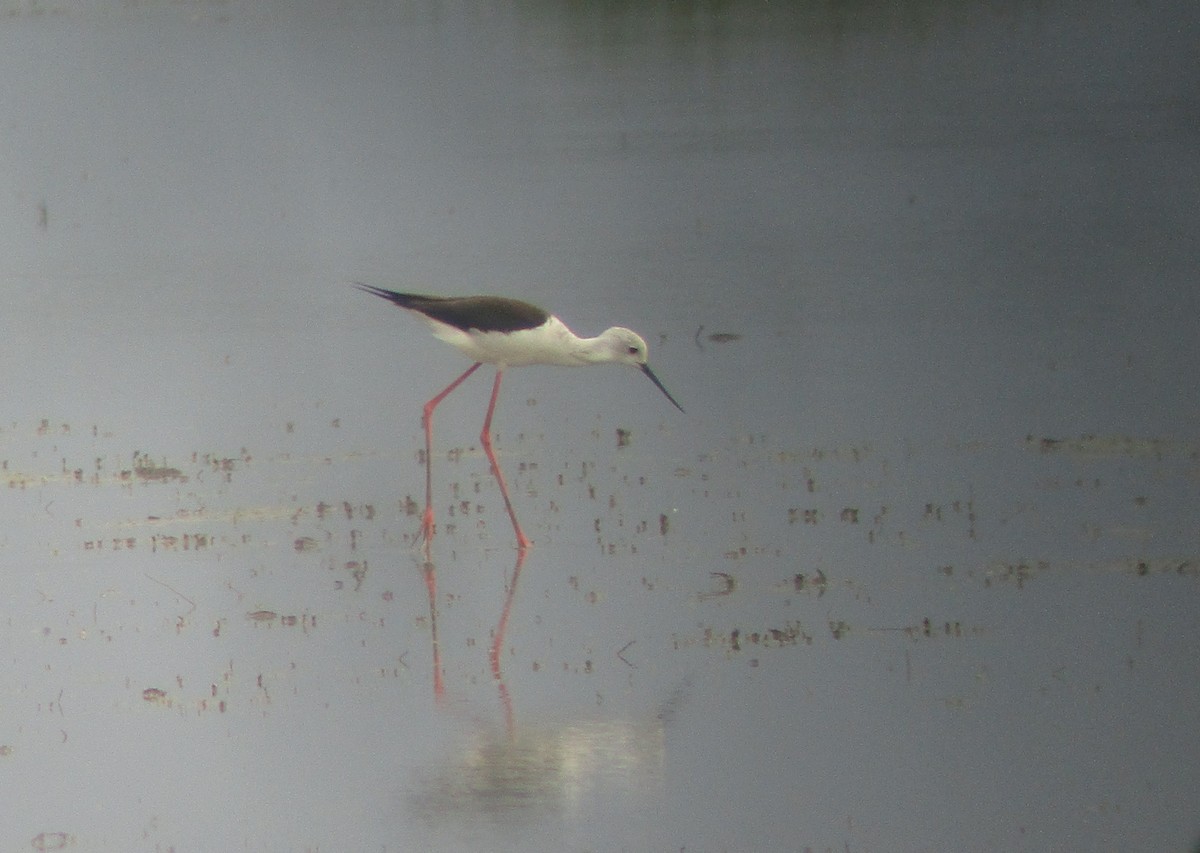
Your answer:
[354,284,548,333]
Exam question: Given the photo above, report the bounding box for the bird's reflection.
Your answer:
[408,717,665,826]
[418,554,444,700]
[419,544,526,713]
[488,545,527,732]
[411,546,665,828]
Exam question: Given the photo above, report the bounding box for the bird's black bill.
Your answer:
[641,364,685,413]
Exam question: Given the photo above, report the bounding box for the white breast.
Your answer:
[425,315,588,368]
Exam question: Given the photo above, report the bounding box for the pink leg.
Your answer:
[421,362,482,546]
[480,370,532,551]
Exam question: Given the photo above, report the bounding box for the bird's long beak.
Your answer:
[640,363,685,413]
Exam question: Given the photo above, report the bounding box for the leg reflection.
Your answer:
[489,546,528,680]
[420,546,528,714]
[489,547,528,733]
[421,556,444,702]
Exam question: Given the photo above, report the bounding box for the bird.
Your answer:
[354,283,684,551]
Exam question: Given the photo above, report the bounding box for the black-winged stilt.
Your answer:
[355,284,683,551]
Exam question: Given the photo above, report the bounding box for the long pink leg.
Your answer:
[421,362,482,546]
[480,370,532,551]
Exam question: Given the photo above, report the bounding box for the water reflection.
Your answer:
[412,545,664,828]
[418,555,444,700]
[416,545,528,710]
[488,547,528,733]
[408,717,664,825]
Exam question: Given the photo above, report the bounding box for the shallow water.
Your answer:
[2,1,1198,850]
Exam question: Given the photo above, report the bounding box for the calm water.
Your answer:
[2,1,1198,850]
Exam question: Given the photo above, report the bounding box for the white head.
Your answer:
[595,327,684,412]
[595,327,652,367]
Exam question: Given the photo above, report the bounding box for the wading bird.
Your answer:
[355,284,684,550]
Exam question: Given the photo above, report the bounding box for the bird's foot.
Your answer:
[417,506,436,547]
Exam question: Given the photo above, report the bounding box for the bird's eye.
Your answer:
[627,346,640,356]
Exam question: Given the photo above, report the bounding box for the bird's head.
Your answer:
[598,327,684,413]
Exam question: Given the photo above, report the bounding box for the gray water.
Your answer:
[2,1,1198,850]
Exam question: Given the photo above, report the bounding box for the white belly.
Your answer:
[426,315,587,368]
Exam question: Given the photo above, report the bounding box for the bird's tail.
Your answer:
[351,282,426,309]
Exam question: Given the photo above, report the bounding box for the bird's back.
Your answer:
[355,285,548,333]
